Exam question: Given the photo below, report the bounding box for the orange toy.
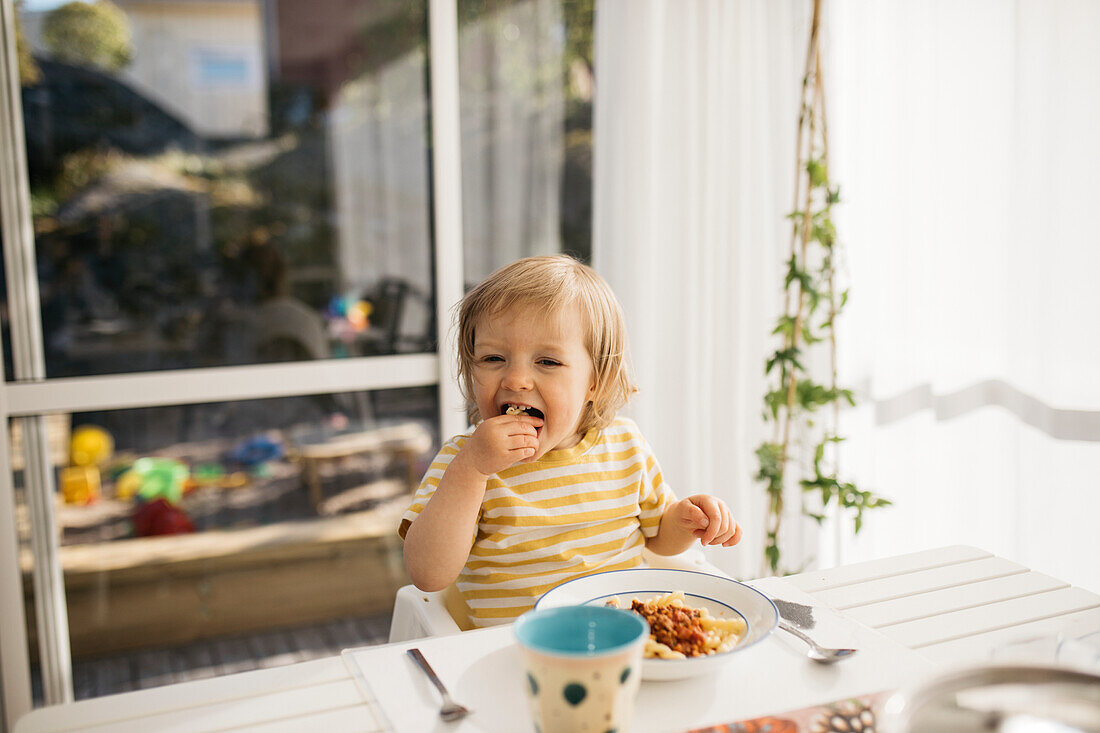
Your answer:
[61,465,101,504]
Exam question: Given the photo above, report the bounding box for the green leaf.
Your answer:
[765,347,803,375]
[795,379,833,411]
[806,285,822,313]
[764,388,788,419]
[806,158,828,188]
[765,543,780,574]
[771,315,797,340]
[811,220,837,248]
[784,257,813,292]
[754,442,785,485]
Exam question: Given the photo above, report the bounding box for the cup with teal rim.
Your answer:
[513,605,649,733]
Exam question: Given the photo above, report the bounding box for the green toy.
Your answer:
[129,457,190,505]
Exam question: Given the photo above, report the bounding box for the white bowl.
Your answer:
[536,568,778,680]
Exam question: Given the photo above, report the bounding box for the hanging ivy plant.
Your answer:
[755,0,890,577]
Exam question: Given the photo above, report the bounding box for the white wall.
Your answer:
[118,0,268,138]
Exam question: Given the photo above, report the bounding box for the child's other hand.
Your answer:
[672,495,742,547]
[462,414,544,476]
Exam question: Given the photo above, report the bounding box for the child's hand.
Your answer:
[461,414,544,476]
[670,494,742,547]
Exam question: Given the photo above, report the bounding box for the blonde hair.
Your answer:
[456,255,637,435]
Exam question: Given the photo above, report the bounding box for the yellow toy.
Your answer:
[347,300,372,331]
[71,425,114,467]
[61,465,101,504]
[114,470,143,500]
[220,471,250,489]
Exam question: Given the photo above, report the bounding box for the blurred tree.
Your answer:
[14,1,41,86]
[42,0,132,72]
[561,0,593,83]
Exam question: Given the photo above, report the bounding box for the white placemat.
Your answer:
[343,626,525,733]
[343,578,936,733]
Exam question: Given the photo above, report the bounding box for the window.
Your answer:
[13,0,435,379]
[13,388,437,699]
[4,0,443,710]
[458,0,594,282]
[1,0,593,716]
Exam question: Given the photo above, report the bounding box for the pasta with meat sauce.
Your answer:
[606,591,746,659]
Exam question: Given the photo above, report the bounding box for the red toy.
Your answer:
[132,498,195,537]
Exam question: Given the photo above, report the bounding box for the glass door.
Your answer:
[0,0,592,724]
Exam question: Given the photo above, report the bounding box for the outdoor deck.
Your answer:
[34,610,393,703]
[21,423,429,703]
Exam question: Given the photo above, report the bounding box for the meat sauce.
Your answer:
[630,599,709,657]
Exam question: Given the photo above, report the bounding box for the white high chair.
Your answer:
[388,547,729,642]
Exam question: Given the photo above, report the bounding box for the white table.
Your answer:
[16,545,1100,732]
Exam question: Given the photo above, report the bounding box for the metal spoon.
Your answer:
[777,620,858,664]
[407,648,471,722]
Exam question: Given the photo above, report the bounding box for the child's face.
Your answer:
[472,303,597,458]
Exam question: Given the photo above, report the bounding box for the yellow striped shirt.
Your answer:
[399,417,675,627]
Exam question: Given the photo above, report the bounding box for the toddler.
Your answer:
[400,255,741,627]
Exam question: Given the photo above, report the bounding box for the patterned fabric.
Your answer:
[400,417,676,627]
[687,692,886,733]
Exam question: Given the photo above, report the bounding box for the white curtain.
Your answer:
[593,0,811,579]
[829,0,1100,592]
[459,0,566,285]
[332,0,565,295]
[331,53,432,297]
[594,0,1100,589]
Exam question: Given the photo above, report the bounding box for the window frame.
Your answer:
[0,0,467,724]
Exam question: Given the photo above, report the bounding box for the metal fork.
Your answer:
[407,648,471,722]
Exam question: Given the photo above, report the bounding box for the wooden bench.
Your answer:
[23,501,412,658]
[288,421,433,514]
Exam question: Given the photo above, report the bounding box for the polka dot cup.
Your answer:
[514,606,648,733]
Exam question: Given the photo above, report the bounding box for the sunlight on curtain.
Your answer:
[593,0,810,579]
[829,0,1100,592]
[460,0,566,284]
[333,0,566,295]
[332,53,432,297]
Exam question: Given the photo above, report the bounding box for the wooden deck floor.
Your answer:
[33,610,392,703]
